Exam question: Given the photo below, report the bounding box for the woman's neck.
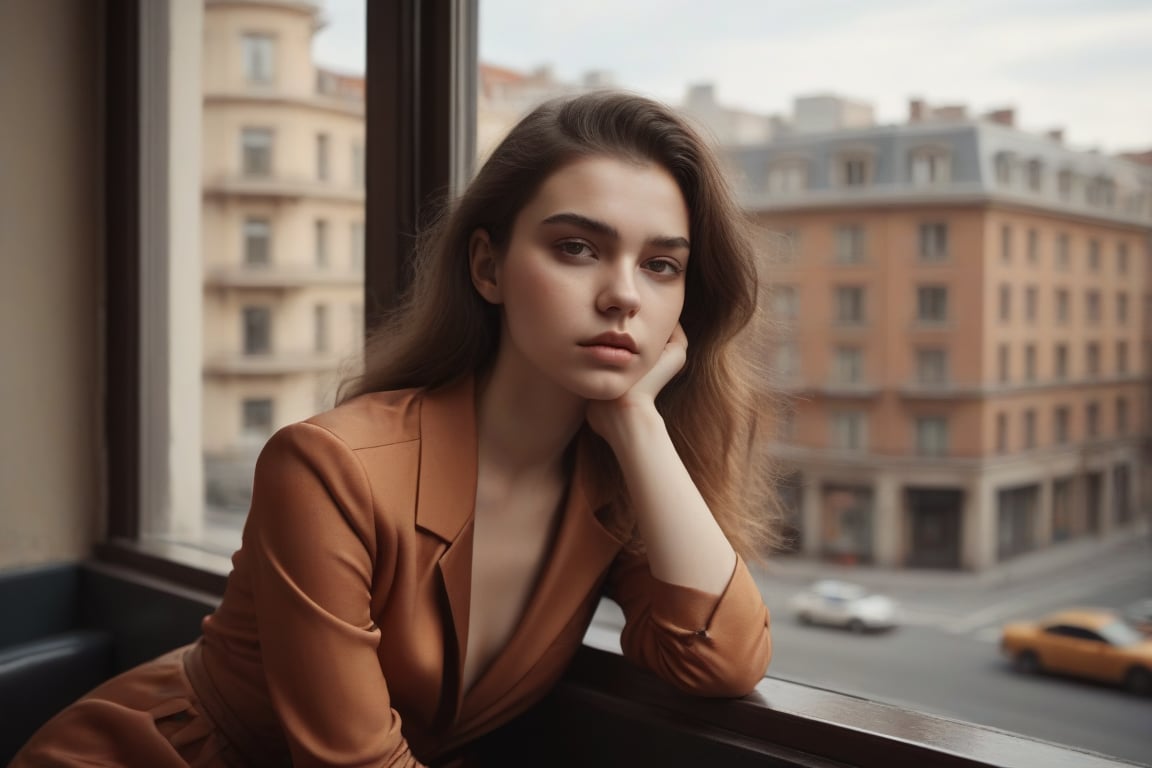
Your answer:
[475,356,586,480]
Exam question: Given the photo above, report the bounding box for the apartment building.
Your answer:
[727,99,1152,570]
[201,0,364,508]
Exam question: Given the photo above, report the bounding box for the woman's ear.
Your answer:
[469,229,503,304]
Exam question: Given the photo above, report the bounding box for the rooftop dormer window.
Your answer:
[994,151,1014,186]
[1057,168,1074,200]
[767,158,808,195]
[835,147,875,188]
[910,147,951,185]
[1026,158,1043,192]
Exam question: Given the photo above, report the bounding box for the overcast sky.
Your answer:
[313,0,1152,154]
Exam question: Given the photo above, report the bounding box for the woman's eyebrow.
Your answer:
[541,212,690,251]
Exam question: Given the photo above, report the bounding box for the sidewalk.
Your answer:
[756,523,1151,595]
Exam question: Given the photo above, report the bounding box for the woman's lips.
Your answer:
[581,332,638,353]
[580,344,637,365]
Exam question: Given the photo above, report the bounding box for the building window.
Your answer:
[994,153,1013,185]
[242,33,275,84]
[241,398,274,440]
[1055,233,1070,270]
[911,150,950,185]
[834,285,865,325]
[314,219,329,267]
[241,128,273,176]
[1054,343,1068,379]
[916,285,948,324]
[316,133,330,181]
[352,143,365,187]
[1026,229,1039,263]
[918,222,948,262]
[768,159,808,194]
[1117,242,1129,274]
[831,412,867,451]
[1024,286,1037,323]
[1054,406,1070,444]
[776,228,802,263]
[1085,290,1101,324]
[916,348,948,385]
[1116,397,1128,435]
[1000,224,1012,262]
[1057,169,1073,200]
[1117,293,1128,324]
[1026,159,1043,192]
[351,222,365,271]
[1086,342,1100,377]
[1086,401,1100,439]
[998,343,1010,383]
[350,302,364,350]
[314,304,329,353]
[1117,341,1129,375]
[915,417,948,457]
[999,284,1011,321]
[834,225,865,263]
[833,346,864,385]
[1024,344,1036,382]
[243,217,270,266]
[838,156,870,187]
[242,306,271,355]
[771,285,798,319]
[773,342,798,383]
[1055,288,1070,324]
[1023,409,1036,449]
[996,412,1008,453]
[1088,239,1101,271]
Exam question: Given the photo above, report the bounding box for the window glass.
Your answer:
[146,1,366,553]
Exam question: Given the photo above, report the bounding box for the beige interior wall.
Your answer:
[0,0,102,567]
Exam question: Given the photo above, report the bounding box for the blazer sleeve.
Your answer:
[604,548,772,697]
[245,422,426,768]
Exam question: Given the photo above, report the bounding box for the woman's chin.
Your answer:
[565,375,639,403]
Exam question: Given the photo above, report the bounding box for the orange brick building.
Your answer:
[726,99,1152,569]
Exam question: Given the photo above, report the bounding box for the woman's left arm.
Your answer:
[587,326,771,696]
[586,325,735,593]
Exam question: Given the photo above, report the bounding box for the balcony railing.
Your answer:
[202,173,365,203]
[204,264,362,289]
[203,350,347,375]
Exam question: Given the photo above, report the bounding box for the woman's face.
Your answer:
[477,155,690,401]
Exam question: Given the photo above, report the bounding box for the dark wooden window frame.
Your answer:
[97,2,1134,765]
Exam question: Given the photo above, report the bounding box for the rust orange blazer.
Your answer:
[14,378,772,767]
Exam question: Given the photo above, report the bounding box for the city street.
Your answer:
[590,533,1152,765]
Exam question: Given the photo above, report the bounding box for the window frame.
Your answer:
[96,2,1133,764]
[100,0,473,590]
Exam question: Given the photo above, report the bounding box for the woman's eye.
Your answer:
[644,259,683,276]
[556,241,593,258]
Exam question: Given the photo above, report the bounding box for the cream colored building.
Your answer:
[727,98,1152,570]
[201,0,364,508]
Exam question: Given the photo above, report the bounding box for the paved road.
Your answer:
[590,534,1152,765]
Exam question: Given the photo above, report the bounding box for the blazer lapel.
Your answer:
[462,436,624,720]
[414,377,479,719]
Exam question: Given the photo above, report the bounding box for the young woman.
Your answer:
[14,90,781,767]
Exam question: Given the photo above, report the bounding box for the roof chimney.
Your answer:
[985,108,1016,127]
[909,98,925,123]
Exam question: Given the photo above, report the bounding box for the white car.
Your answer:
[788,579,899,633]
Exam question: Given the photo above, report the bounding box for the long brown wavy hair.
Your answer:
[339,90,784,560]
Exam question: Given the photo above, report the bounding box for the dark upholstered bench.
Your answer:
[0,561,215,763]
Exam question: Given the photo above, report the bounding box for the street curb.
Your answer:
[757,522,1151,592]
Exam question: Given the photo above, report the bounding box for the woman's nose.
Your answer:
[596,262,641,316]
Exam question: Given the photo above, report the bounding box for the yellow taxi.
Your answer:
[1000,608,1152,695]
